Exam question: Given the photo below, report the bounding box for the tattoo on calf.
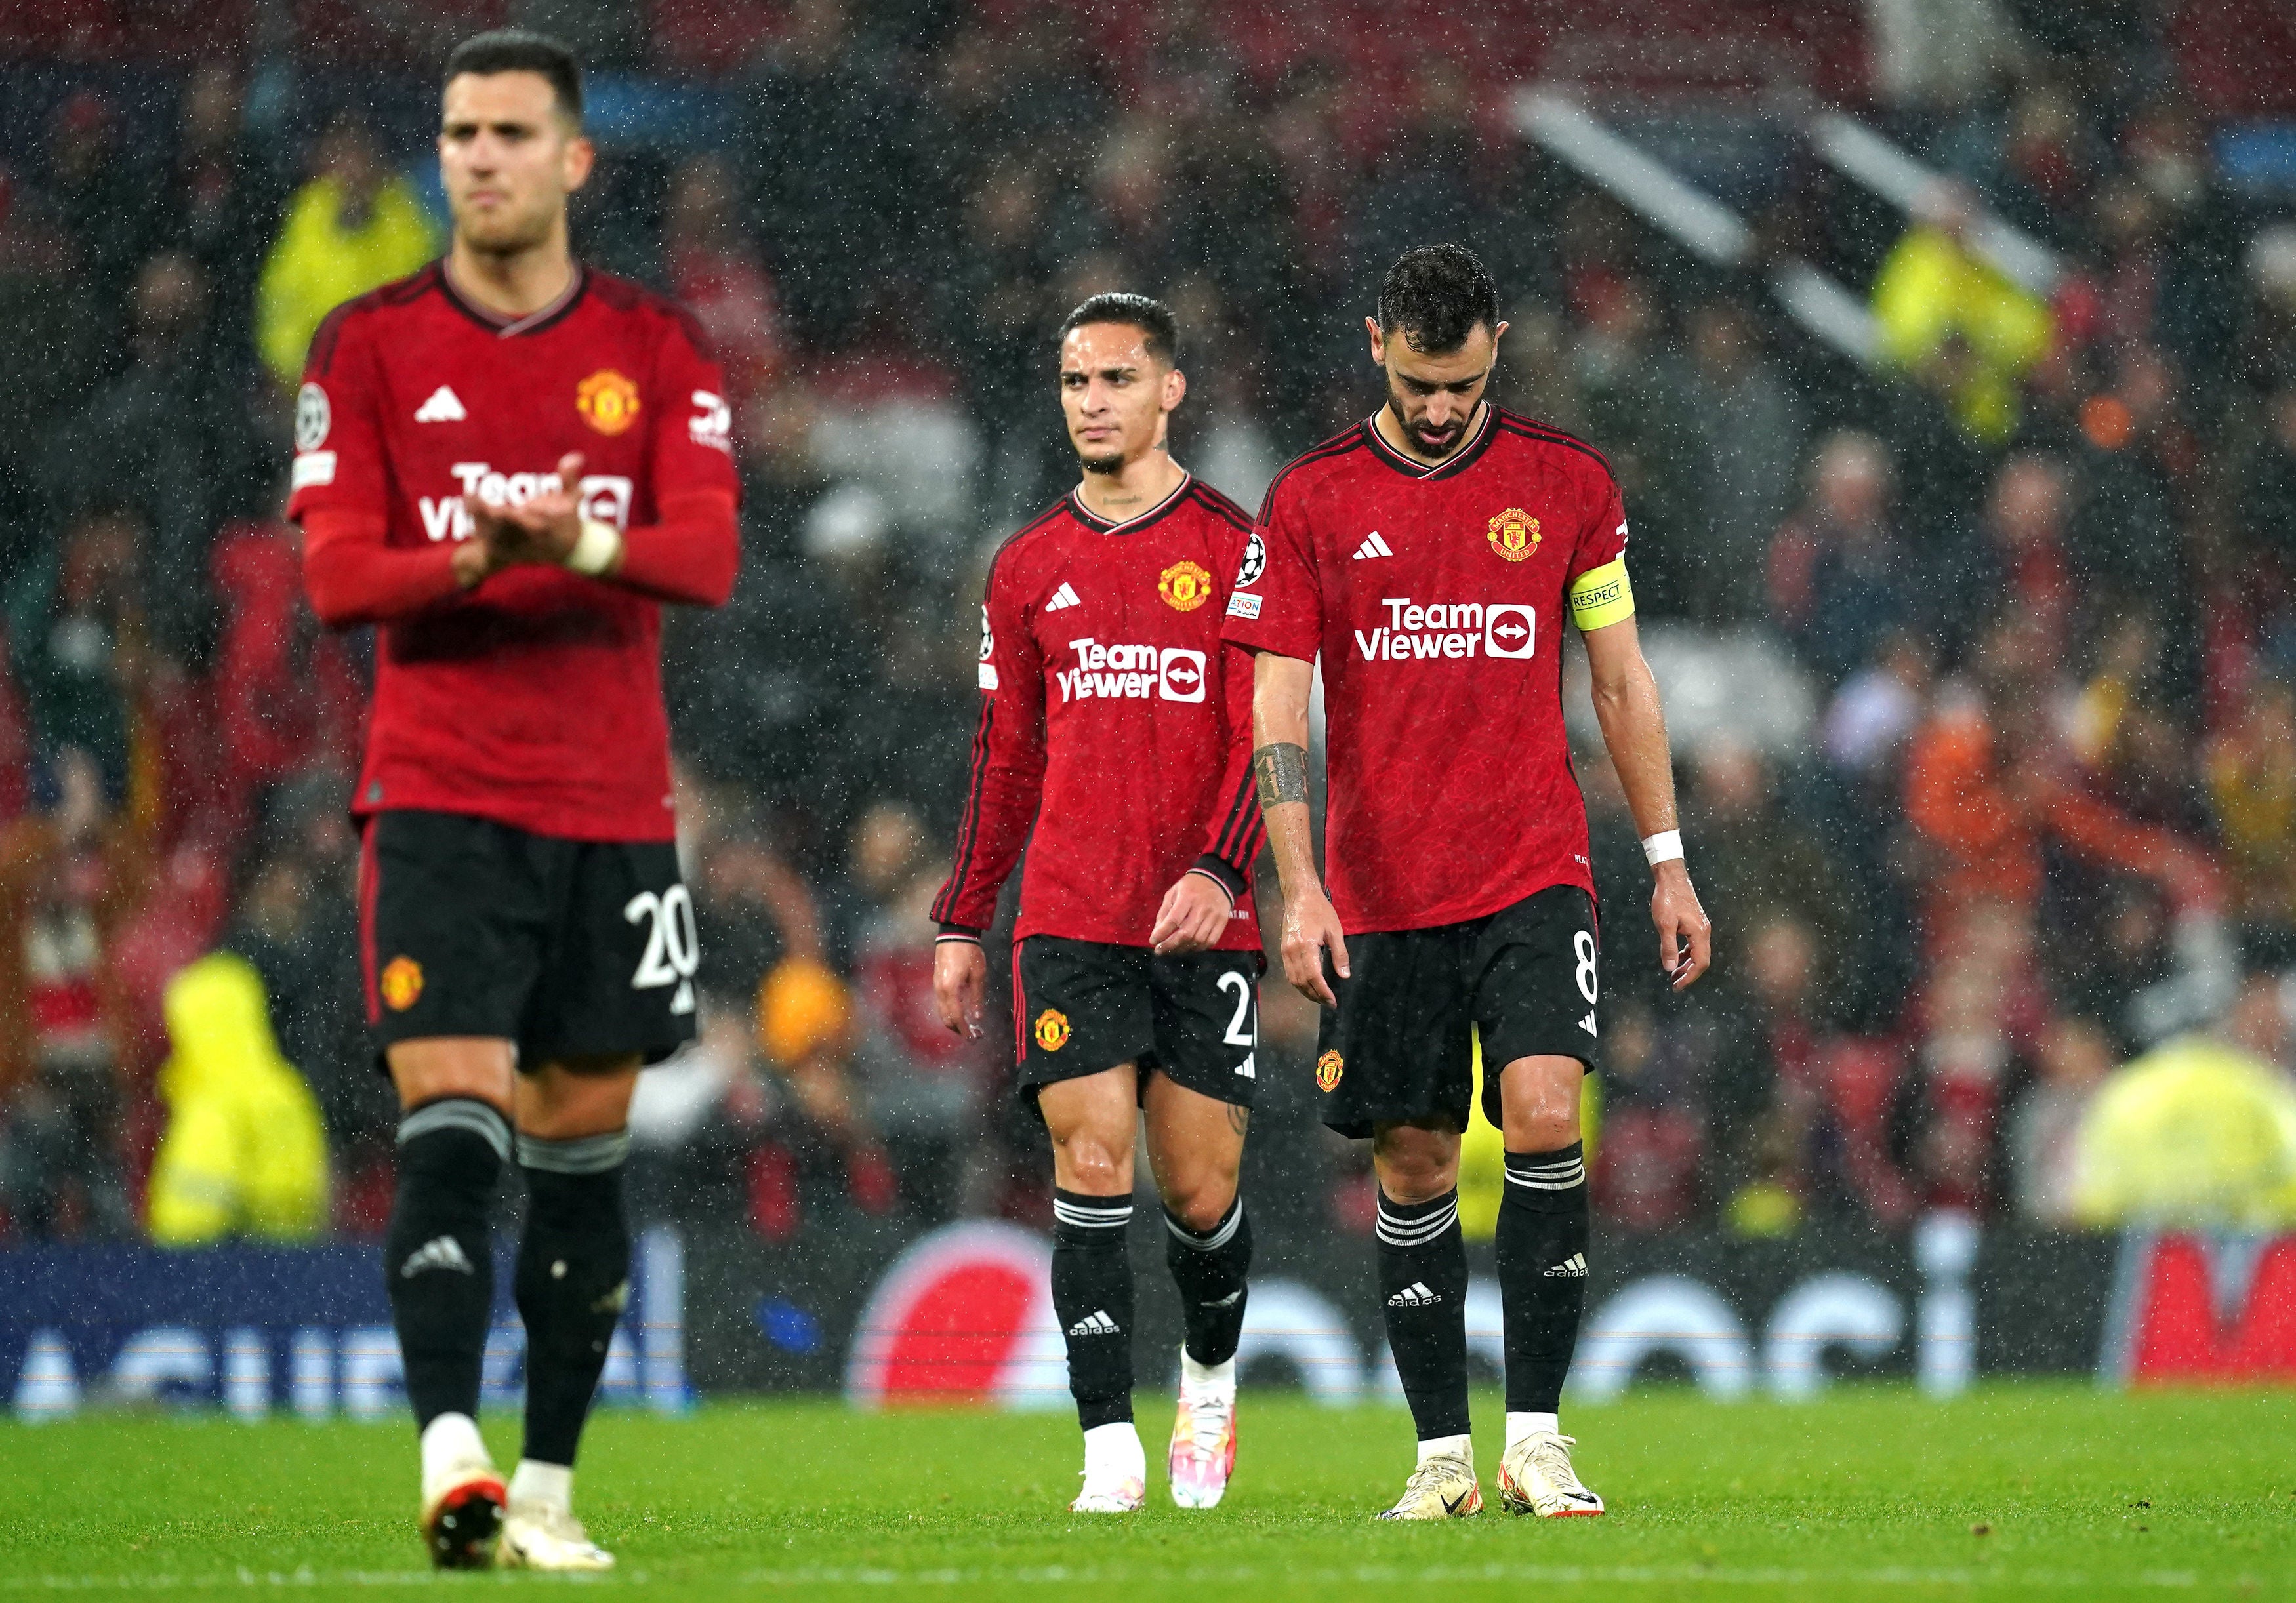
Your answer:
[1253,742,1310,809]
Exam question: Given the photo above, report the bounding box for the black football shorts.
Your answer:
[1315,884,1599,1139]
[1012,935,1263,1118]
[359,809,699,1072]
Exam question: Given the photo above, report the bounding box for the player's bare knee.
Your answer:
[1373,1126,1460,1202]
[1052,1131,1133,1195]
[1160,1172,1237,1234]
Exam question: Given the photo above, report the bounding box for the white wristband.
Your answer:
[1641,829,1684,867]
[567,517,624,577]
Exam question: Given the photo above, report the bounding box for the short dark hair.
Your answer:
[1377,244,1498,355]
[444,30,583,125]
[1057,293,1180,368]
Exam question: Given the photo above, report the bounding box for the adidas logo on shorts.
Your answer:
[1067,1310,1121,1336]
[400,1236,475,1278]
[1544,1253,1589,1279]
[1386,1281,1441,1308]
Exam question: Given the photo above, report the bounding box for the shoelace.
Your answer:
[523,1505,598,1548]
[1185,1396,1233,1461]
[1398,1455,1469,1506]
[1523,1434,1582,1489]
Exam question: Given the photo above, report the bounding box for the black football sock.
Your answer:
[1164,1195,1251,1368]
[384,1097,508,1431]
[514,1131,632,1469]
[1376,1187,1471,1442]
[1494,1143,1589,1415]
[1051,1188,1134,1431]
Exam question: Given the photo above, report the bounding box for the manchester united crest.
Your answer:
[1034,1008,1072,1051]
[1315,1049,1344,1091]
[576,369,642,436]
[1487,508,1540,562]
[1158,559,1213,612]
[380,956,424,1013]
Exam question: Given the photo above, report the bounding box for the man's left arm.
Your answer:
[1580,605,1712,992]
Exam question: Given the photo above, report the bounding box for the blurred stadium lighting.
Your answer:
[1808,110,2064,297]
[1515,89,1879,367]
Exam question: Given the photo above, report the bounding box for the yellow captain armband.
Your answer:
[1568,556,1635,632]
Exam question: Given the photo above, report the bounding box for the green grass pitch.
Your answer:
[1,1385,2290,1600]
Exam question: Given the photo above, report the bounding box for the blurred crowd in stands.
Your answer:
[5,0,2296,1250]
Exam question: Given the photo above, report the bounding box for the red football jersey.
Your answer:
[287,262,739,842]
[1221,405,1628,932]
[933,476,1264,951]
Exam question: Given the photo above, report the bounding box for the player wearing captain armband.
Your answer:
[1223,243,1710,1523]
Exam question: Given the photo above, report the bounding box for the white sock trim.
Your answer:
[1082,1420,1146,1482]
[1416,1432,1473,1467]
[509,1459,574,1510]
[1506,1411,1561,1453]
[1179,1348,1235,1399]
[419,1413,491,1489]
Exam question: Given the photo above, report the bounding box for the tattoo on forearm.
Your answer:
[1253,742,1310,809]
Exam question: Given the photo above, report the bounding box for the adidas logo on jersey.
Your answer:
[415,386,467,422]
[1387,1281,1441,1308]
[1067,1310,1122,1336]
[400,1236,474,1278]
[1545,1253,1589,1279]
[1045,582,1082,611]
[1353,530,1395,560]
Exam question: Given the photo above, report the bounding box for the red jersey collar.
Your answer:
[1362,401,1498,481]
[436,257,588,338]
[1067,469,1193,535]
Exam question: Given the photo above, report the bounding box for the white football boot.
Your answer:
[498,1501,617,1570]
[417,1414,505,1569]
[1496,1432,1605,1517]
[1071,1421,1148,1513]
[1376,1445,1482,1520]
[1167,1349,1238,1509]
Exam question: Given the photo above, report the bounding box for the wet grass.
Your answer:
[1,1383,2291,1600]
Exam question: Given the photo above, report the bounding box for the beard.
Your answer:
[456,199,558,259]
[1386,385,1470,460]
[1078,451,1126,475]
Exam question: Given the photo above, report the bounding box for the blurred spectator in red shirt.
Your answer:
[663,153,784,416]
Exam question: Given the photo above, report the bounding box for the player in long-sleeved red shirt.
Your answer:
[932,294,1263,1514]
[286,31,735,1572]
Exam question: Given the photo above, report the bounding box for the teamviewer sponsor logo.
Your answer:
[1352,599,1536,661]
[417,463,634,542]
[1055,639,1206,704]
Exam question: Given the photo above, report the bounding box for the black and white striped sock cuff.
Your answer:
[1052,1192,1134,1235]
[1504,1149,1587,1191]
[518,1129,631,1175]
[398,1097,511,1162]
[1166,1196,1243,1251]
[1375,1190,1460,1248]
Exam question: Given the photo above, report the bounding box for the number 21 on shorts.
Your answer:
[626,885,700,1016]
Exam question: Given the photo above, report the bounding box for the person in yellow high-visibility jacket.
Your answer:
[146,951,329,1244]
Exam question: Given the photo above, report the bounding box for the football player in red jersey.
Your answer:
[932,294,1263,1513]
[1224,245,1711,1520]
[287,31,737,1570]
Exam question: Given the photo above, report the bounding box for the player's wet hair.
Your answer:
[445,29,584,125]
[1377,244,1498,355]
[1058,293,1180,369]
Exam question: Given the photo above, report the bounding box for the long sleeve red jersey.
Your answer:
[286,262,739,843]
[933,474,1264,952]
